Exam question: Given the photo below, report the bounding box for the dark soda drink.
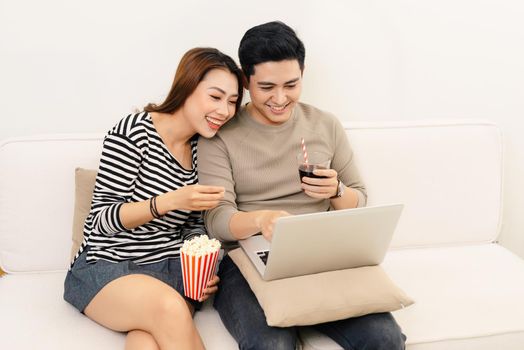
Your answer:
[298,164,328,181]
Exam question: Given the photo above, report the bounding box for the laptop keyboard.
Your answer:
[256,250,270,265]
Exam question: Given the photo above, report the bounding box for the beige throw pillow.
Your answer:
[228,248,414,327]
[70,168,97,260]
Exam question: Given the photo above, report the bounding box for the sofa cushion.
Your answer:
[229,248,413,327]
[0,135,104,273]
[0,272,124,349]
[345,121,502,248]
[0,271,237,350]
[300,243,524,350]
[70,168,97,260]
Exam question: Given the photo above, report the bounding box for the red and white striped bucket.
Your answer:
[180,249,220,300]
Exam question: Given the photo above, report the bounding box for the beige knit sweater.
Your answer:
[197,102,367,244]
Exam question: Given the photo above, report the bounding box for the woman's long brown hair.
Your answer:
[144,47,243,114]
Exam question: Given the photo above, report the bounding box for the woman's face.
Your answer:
[182,68,239,138]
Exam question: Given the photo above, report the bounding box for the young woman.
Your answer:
[64,47,243,350]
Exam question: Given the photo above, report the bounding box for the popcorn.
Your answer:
[181,235,221,256]
[180,235,221,300]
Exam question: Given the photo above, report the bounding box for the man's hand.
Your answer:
[255,210,291,241]
[301,168,338,199]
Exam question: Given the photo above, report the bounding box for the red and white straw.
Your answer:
[301,137,308,164]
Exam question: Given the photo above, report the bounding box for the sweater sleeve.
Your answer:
[330,117,368,207]
[89,132,142,236]
[197,135,238,242]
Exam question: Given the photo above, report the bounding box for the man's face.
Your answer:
[246,59,303,125]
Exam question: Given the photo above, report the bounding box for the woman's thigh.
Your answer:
[84,273,189,332]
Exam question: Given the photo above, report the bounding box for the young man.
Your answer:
[197,21,406,349]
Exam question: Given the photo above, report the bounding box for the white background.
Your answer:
[1,0,523,257]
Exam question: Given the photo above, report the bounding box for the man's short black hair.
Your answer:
[238,21,305,80]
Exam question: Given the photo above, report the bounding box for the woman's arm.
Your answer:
[119,185,225,230]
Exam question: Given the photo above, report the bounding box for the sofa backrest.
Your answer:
[345,121,502,249]
[0,121,503,273]
[0,134,104,273]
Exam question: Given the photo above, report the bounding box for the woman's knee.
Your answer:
[152,291,193,327]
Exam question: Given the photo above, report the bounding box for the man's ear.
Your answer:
[242,74,249,89]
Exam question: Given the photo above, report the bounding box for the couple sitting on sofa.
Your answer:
[64,21,406,350]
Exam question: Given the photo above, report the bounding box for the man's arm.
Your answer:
[301,115,367,210]
[197,135,238,242]
[197,136,290,242]
[229,210,290,241]
[330,183,361,209]
[300,168,361,210]
[331,116,367,208]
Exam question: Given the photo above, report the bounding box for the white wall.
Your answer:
[1,0,523,257]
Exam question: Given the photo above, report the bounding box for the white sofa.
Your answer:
[1,121,524,350]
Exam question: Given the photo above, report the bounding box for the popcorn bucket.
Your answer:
[180,236,221,300]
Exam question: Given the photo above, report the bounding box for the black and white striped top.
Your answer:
[74,112,205,265]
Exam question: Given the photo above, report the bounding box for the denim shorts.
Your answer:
[63,247,201,313]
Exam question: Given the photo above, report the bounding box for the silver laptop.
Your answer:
[239,203,403,281]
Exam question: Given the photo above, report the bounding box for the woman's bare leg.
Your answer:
[126,330,159,350]
[84,274,204,349]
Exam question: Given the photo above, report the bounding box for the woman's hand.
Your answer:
[159,184,225,213]
[199,275,220,302]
